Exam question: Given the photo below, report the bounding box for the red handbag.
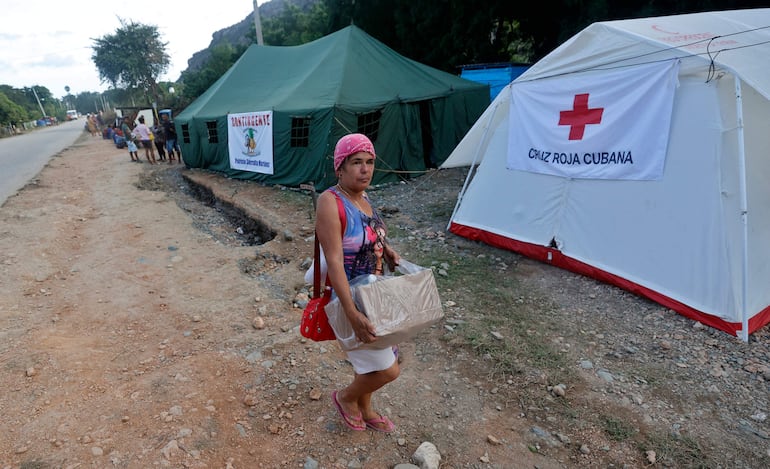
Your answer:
[301,294,335,341]
[300,192,345,341]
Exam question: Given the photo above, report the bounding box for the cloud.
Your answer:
[1,0,253,93]
[51,30,75,39]
[34,53,80,68]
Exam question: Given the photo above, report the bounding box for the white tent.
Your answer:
[442,9,770,340]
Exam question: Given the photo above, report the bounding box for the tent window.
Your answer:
[357,110,381,142]
[205,121,218,144]
[181,124,190,144]
[290,117,311,148]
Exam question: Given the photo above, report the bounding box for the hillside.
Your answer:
[182,0,318,75]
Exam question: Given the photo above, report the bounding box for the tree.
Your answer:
[319,0,768,75]
[91,19,170,107]
[262,2,329,46]
[74,91,104,115]
[0,91,29,126]
[319,0,533,72]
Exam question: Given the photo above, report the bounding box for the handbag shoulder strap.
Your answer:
[331,189,346,233]
[311,191,346,298]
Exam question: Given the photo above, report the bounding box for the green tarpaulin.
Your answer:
[176,25,489,189]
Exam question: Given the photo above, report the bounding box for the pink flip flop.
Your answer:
[364,415,395,433]
[331,391,365,431]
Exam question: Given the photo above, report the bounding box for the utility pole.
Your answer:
[253,0,264,45]
[31,86,46,118]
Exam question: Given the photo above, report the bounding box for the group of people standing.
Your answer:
[85,112,105,137]
[119,113,182,165]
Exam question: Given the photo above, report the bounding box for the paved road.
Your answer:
[0,119,85,206]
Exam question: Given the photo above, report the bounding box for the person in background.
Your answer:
[162,113,182,164]
[103,124,115,141]
[96,111,105,132]
[152,122,167,162]
[126,132,140,162]
[315,133,401,434]
[120,118,139,162]
[86,114,98,137]
[133,115,157,164]
[112,124,126,148]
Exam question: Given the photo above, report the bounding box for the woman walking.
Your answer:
[315,133,401,433]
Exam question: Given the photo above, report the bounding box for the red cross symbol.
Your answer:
[558,93,604,140]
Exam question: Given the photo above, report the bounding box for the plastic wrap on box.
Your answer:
[325,261,444,351]
[324,274,376,351]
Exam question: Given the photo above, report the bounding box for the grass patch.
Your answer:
[385,223,410,241]
[20,462,49,469]
[601,414,637,441]
[642,432,711,468]
[427,201,453,219]
[406,246,576,385]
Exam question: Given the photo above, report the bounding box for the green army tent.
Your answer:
[176,25,489,188]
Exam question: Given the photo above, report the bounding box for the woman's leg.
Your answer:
[155,142,165,160]
[174,142,182,163]
[336,360,399,420]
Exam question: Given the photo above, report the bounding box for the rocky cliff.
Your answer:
[183,0,317,75]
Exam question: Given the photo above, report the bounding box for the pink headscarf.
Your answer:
[333,133,376,171]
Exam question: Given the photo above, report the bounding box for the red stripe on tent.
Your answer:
[449,222,770,337]
[749,305,770,336]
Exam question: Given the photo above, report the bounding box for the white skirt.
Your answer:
[345,346,396,374]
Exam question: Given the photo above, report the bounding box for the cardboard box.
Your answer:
[325,267,444,351]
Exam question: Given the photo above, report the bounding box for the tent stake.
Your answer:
[300,183,318,213]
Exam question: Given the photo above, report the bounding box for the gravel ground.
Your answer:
[169,163,770,467]
[363,167,770,468]
[8,132,766,468]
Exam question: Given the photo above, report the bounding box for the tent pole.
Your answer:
[447,100,501,230]
[735,78,749,343]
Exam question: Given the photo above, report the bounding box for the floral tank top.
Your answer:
[329,187,387,280]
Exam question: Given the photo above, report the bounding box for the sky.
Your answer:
[0,0,260,98]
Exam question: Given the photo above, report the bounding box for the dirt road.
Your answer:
[0,134,560,468]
